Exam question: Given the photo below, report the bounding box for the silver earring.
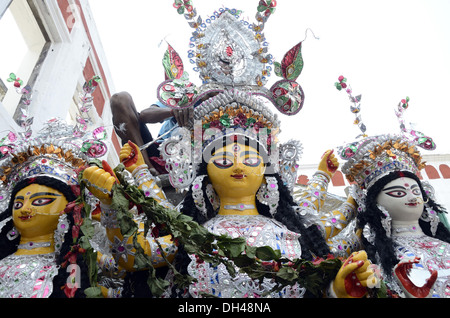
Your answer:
[256,176,279,217]
[377,204,392,238]
[192,175,208,217]
[363,223,376,244]
[0,216,12,233]
[54,213,70,254]
[421,204,439,236]
[7,226,19,240]
[206,183,220,211]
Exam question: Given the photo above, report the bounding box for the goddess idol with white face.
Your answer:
[334,76,450,298]
[340,134,450,298]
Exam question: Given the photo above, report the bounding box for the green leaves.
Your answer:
[84,287,102,298]
[99,166,346,298]
[216,235,247,258]
[255,245,281,260]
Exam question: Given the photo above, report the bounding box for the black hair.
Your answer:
[0,176,90,298]
[357,170,450,275]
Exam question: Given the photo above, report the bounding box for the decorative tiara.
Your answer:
[157,1,308,116]
[193,89,280,154]
[156,1,308,192]
[335,76,434,191]
[340,134,426,190]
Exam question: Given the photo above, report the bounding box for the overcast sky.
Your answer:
[88,0,450,164]
[12,0,450,165]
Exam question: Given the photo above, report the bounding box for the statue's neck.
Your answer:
[391,220,424,237]
[218,195,259,216]
[15,234,55,256]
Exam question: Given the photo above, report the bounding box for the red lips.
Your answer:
[231,174,245,179]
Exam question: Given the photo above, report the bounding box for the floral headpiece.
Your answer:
[335,76,435,198]
[193,89,280,154]
[157,0,308,116]
[340,134,426,190]
[0,77,108,212]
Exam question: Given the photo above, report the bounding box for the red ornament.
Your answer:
[226,46,233,57]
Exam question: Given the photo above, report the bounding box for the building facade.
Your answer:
[0,0,120,166]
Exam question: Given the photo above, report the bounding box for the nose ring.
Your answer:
[416,197,429,204]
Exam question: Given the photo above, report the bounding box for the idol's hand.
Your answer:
[394,257,437,298]
[120,141,145,173]
[83,162,117,205]
[318,150,339,179]
[332,251,377,298]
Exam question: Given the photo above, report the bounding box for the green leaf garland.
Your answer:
[78,162,385,298]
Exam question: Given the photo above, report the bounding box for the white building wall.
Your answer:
[0,0,120,166]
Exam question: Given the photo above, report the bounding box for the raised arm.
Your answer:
[296,150,338,215]
[295,150,358,243]
[82,142,177,272]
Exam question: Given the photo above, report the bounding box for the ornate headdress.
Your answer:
[157,1,307,116]
[0,77,108,213]
[156,1,306,193]
[335,76,436,207]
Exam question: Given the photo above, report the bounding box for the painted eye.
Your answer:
[412,188,422,196]
[213,158,233,168]
[13,201,23,209]
[385,190,407,198]
[32,198,56,206]
[243,157,261,167]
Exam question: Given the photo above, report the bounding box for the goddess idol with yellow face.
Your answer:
[0,118,107,298]
[83,86,378,298]
[82,2,378,298]
[179,131,334,298]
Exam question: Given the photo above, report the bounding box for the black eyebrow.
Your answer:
[29,192,62,199]
[240,151,259,157]
[14,196,25,201]
[382,185,406,192]
[383,184,420,192]
[212,152,234,157]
